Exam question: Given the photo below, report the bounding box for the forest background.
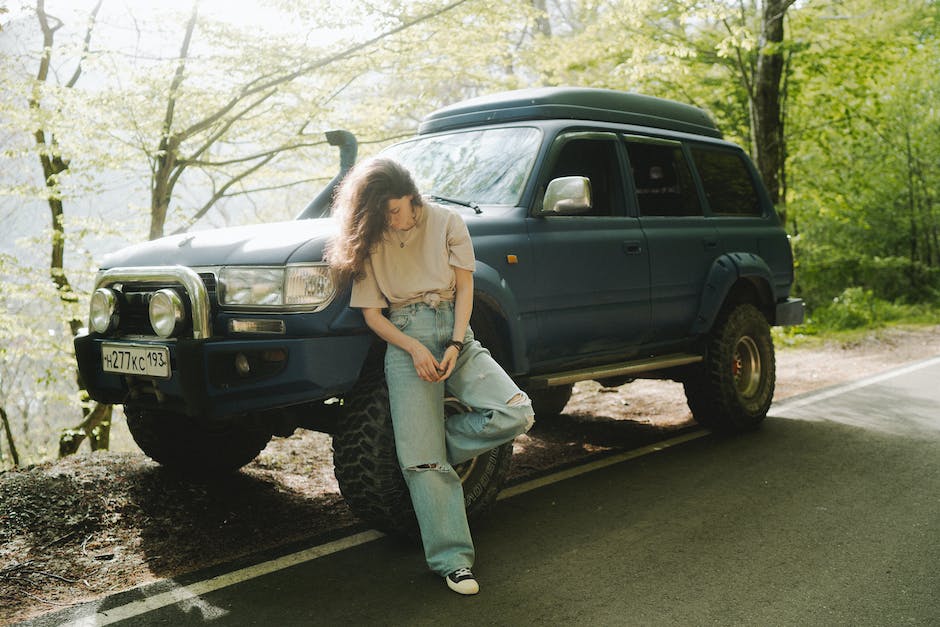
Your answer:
[0,0,938,468]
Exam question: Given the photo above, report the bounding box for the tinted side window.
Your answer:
[690,147,762,216]
[547,138,625,216]
[625,140,701,217]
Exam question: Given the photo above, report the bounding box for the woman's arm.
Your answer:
[437,267,473,380]
[361,307,443,383]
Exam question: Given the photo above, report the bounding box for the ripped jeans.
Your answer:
[385,301,534,576]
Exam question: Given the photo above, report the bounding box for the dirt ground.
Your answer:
[2,325,939,625]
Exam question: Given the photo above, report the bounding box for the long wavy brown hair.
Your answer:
[325,157,425,285]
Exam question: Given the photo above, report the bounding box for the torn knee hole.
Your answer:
[405,462,450,473]
[507,392,536,432]
[506,392,531,408]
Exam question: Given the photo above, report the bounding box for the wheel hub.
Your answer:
[732,335,762,399]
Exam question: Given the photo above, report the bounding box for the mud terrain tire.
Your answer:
[683,303,775,432]
[125,408,272,473]
[332,348,512,536]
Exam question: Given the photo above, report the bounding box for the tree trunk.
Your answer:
[150,3,198,241]
[532,0,551,37]
[1,407,21,467]
[905,130,918,267]
[33,0,114,457]
[750,0,793,225]
[58,402,113,457]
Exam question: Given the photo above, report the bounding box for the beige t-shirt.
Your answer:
[350,203,476,309]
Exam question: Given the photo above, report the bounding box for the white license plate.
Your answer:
[101,343,171,378]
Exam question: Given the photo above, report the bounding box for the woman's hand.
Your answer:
[409,340,443,382]
[436,345,460,381]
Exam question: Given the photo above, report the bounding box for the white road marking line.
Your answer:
[498,429,708,500]
[63,530,385,627]
[63,430,706,625]
[770,354,940,415]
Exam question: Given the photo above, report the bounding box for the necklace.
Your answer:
[393,228,412,248]
[392,219,417,248]
[390,205,418,247]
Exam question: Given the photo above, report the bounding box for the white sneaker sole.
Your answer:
[445,576,480,595]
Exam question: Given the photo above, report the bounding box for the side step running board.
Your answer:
[529,353,703,388]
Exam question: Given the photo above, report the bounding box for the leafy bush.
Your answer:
[809,287,940,331]
[791,240,940,310]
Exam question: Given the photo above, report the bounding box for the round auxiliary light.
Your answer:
[149,288,186,338]
[234,353,251,376]
[89,288,119,334]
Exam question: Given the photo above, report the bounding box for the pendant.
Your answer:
[400,242,405,248]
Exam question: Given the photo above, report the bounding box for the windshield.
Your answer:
[381,127,542,206]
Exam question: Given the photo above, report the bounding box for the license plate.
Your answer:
[101,343,171,379]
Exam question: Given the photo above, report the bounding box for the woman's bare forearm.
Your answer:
[452,268,473,343]
[362,308,420,355]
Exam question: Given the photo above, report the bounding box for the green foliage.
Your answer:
[793,244,940,311]
[794,287,940,333]
[0,250,87,468]
[787,0,940,310]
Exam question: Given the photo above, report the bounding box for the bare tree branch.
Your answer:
[65,0,103,88]
[178,89,278,170]
[182,139,329,168]
[150,0,199,240]
[720,16,755,100]
[171,153,277,234]
[175,0,474,142]
[151,0,475,239]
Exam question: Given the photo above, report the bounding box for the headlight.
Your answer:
[89,288,119,334]
[219,267,285,306]
[149,288,186,338]
[285,265,334,306]
[218,265,335,310]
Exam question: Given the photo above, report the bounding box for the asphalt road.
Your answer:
[33,356,940,626]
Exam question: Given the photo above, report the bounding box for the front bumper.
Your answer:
[775,297,805,326]
[75,332,373,417]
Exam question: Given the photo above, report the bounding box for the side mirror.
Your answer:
[541,176,592,215]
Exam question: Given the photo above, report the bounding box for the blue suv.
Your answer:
[75,87,803,533]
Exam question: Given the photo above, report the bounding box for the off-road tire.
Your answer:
[332,347,513,537]
[125,407,272,473]
[683,303,775,432]
[528,383,573,420]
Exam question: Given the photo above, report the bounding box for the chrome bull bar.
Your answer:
[95,266,212,339]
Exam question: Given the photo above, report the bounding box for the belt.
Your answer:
[389,291,454,310]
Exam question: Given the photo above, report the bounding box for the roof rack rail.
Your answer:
[418,87,722,139]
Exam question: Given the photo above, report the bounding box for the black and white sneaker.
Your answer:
[445,567,479,595]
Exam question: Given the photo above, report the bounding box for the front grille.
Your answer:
[199,272,217,300]
[113,272,216,338]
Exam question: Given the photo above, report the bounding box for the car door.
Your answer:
[624,136,721,342]
[526,132,651,365]
[688,143,795,302]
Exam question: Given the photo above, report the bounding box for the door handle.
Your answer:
[703,237,719,250]
[623,240,642,255]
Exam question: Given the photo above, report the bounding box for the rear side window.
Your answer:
[690,147,762,216]
[624,140,701,217]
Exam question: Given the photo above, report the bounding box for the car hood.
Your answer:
[99,219,337,269]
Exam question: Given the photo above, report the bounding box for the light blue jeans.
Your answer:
[385,301,534,576]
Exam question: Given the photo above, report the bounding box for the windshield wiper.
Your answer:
[428,194,482,214]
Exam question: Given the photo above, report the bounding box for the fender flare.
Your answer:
[472,261,530,375]
[692,253,775,335]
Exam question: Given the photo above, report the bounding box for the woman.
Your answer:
[327,157,534,595]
